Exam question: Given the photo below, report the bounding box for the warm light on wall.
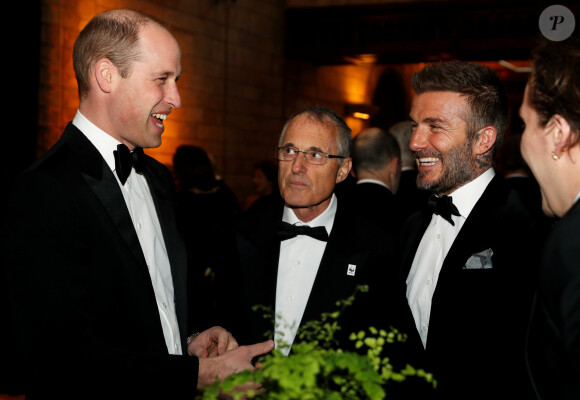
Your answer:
[352,111,370,120]
[344,103,378,120]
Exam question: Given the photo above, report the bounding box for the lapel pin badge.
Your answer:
[347,264,356,276]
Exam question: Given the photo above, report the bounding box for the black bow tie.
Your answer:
[428,194,460,226]
[114,144,146,185]
[276,221,329,242]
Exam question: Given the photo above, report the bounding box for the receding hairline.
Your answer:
[281,113,340,142]
[99,9,161,26]
[95,9,173,41]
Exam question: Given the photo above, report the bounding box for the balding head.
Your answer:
[388,121,415,168]
[73,9,169,100]
[352,127,401,192]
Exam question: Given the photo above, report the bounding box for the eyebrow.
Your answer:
[281,143,328,153]
[409,115,450,127]
[155,70,181,81]
[423,117,450,126]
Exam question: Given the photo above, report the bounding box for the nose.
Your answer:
[291,151,307,174]
[409,126,427,152]
[166,83,182,110]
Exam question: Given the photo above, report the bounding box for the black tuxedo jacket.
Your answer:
[1,123,196,399]
[526,200,580,400]
[221,197,394,350]
[396,174,544,400]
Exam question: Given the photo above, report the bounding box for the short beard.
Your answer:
[416,138,479,195]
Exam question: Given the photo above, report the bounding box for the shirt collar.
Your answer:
[446,168,495,219]
[72,110,122,173]
[357,178,390,190]
[282,193,337,236]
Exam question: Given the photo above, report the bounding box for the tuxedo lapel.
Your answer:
[63,123,189,342]
[62,124,151,280]
[399,208,432,281]
[427,176,508,348]
[236,206,283,337]
[437,176,502,277]
[302,203,369,323]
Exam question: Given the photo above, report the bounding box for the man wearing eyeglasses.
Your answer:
[219,105,394,354]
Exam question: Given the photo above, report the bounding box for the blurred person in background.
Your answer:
[243,159,282,213]
[173,145,240,333]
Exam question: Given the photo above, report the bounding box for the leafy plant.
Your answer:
[197,285,435,399]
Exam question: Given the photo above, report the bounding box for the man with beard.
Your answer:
[394,61,543,400]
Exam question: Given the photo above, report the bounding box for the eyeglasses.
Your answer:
[274,146,345,165]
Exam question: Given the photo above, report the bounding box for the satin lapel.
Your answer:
[302,203,367,323]
[260,229,280,336]
[84,168,148,269]
[63,124,150,278]
[399,210,432,281]
[438,176,503,277]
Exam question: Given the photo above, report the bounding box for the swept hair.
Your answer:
[279,105,352,162]
[412,60,509,157]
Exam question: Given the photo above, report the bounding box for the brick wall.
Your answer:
[36,0,403,203]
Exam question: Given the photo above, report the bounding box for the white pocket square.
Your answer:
[463,248,494,269]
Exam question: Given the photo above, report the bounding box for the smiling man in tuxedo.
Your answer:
[396,61,544,399]
[1,9,272,400]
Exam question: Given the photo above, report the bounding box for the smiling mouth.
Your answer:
[417,157,440,166]
[151,113,168,128]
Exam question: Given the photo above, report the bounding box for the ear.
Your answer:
[388,157,400,174]
[474,126,497,155]
[335,158,352,184]
[550,114,571,155]
[94,59,116,94]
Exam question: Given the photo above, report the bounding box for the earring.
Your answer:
[552,150,559,160]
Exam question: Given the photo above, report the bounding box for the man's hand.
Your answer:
[188,326,238,358]
[197,340,275,388]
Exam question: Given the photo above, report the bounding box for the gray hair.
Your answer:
[279,105,352,161]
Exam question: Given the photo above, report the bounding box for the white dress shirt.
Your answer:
[406,168,495,348]
[275,194,337,355]
[73,110,182,355]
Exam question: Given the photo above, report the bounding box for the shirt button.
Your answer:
[427,279,432,285]
[297,260,301,265]
[137,222,142,230]
[422,324,428,332]
[163,303,167,309]
[436,233,441,240]
[289,296,295,302]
